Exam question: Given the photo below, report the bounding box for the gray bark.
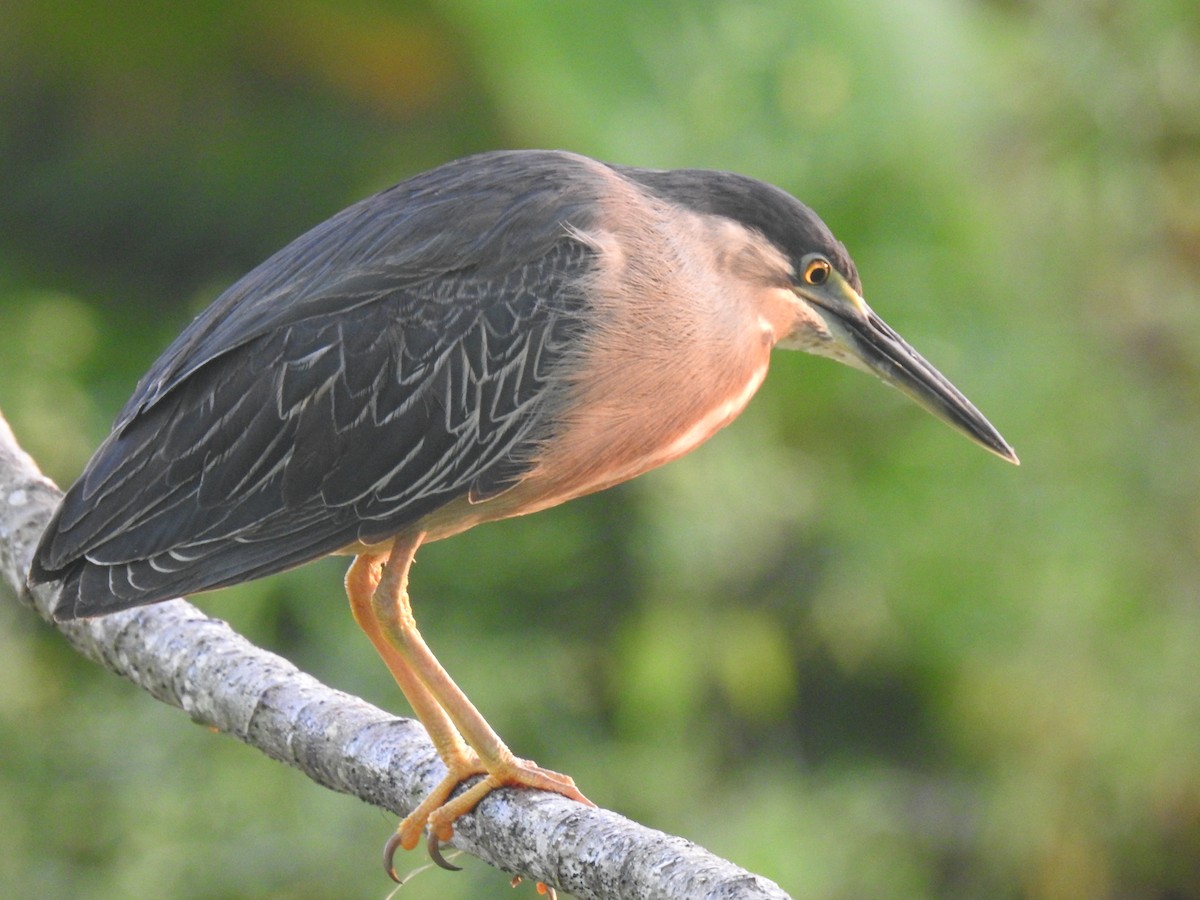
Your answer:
[0,408,791,900]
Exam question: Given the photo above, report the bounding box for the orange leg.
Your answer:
[345,533,592,876]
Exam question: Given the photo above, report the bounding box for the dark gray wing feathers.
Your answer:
[33,150,602,617]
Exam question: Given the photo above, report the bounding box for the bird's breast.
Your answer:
[566,356,770,489]
[497,298,776,520]
[483,197,784,518]
[409,173,792,542]
[445,355,770,537]
[403,344,771,549]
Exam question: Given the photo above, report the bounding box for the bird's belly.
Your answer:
[350,357,770,554]
[568,359,769,491]
[488,357,770,519]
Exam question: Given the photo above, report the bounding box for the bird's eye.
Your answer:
[803,259,832,286]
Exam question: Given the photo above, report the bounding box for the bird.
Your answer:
[28,148,1017,876]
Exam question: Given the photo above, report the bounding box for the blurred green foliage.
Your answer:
[2,1,1199,897]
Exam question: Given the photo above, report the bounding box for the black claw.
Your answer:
[427,831,463,872]
[383,831,405,883]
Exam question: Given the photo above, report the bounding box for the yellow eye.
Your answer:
[803,258,832,286]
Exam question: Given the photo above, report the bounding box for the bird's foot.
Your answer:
[384,753,593,880]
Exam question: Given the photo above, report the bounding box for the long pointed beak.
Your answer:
[807,278,1018,464]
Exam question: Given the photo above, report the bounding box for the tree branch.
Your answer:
[0,407,791,900]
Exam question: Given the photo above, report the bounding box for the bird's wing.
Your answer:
[119,150,602,425]
[32,151,604,616]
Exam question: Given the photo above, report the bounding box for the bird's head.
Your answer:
[622,163,1017,464]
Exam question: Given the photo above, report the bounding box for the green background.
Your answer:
[2,1,1198,897]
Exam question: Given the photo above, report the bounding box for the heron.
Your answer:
[29,148,1017,875]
